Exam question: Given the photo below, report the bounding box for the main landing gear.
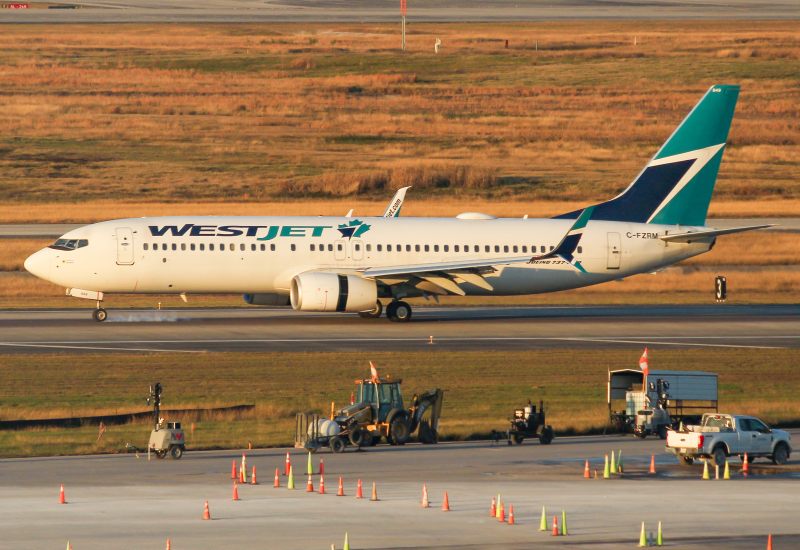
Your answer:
[93,301,108,322]
[386,300,412,322]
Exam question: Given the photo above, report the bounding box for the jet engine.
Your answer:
[291,272,377,313]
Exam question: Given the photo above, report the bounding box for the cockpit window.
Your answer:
[49,239,88,251]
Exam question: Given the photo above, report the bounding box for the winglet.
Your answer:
[530,206,594,270]
[383,186,411,217]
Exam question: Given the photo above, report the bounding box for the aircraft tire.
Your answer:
[391,301,412,323]
[358,301,383,319]
[93,308,108,322]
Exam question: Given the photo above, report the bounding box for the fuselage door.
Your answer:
[334,239,346,261]
[352,239,364,261]
[116,227,135,265]
[607,232,621,269]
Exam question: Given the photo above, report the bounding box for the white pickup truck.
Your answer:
[666,414,792,467]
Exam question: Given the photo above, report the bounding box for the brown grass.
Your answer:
[0,239,50,271]
[0,22,798,217]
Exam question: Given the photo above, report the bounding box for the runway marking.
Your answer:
[557,337,783,349]
[0,343,202,353]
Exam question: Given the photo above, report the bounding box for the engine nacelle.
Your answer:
[291,272,377,313]
[243,293,290,306]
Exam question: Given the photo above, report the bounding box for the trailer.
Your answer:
[607,369,718,439]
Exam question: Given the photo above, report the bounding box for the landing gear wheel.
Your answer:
[680,456,694,466]
[358,301,383,319]
[387,301,412,322]
[170,445,184,460]
[330,436,346,454]
[93,308,108,322]
[389,416,410,445]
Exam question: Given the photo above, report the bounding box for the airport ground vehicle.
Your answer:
[504,399,554,445]
[608,369,718,438]
[666,414,792,466]
[145,383,186,459]
[295,375,444,452]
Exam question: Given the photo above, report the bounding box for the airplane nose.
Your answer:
[24,249,51,281]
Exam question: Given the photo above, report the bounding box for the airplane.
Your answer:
[25,84,771,323]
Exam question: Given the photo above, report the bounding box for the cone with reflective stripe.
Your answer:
[657,521,663,546]
[611,450,617,474]
[702,461,710,480]
[724,461,730,480]
[650,455,656,474]
[356,479,363,499]
[498,502,505,522]
[495,494,501,517]
[743,453,749,472]
[203,500,211,520]
[343,533,350,550]
[539,506,547,531]
[59,484,66,504]
[166,539,170,550]
[442,492,449,511]
[320,458,325,475]
[285,452,290,476]
[370,482,379,501]
[306,474,314,492]
[603,455,610,478]
[638,522,647,547]
[242,454,247,478]
[552,516,559,536]
[239,465,245,484]
[319,475,326,494]
[67,543,71,550]
[584,460,590,478]
[232,481,240,500]
[421,484,429,508]
[251,466,258,485]
[288,466,295,489]
[617,451,624,473]
[307,452,313,475]
[231,460,237,479]
[274,468,280,487]
[337,477,344,496]
[508,505,514,525]
[490,497,496,517]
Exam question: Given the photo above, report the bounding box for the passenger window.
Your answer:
[221,244,225,251]
[377,244,382,252]
[337,244,342,251]
[291,244,296,251]
[406,245,411,252]
[464,245,469,252]
[209,244,214,251]
[424,245,429,252]
[191,244,196,251]
[172,243,177,251]
[434,245,439,252]
[387,244,392,252]
[415,245,420,252]
[181,243,186,251]
[397,244,401,251]
[261,244,266,251]
[577,246,582,253]
[152,243,157,250]
[228,243,233,251]
[454,245,459,252]
[327,244,332,251]
[504,245,509,253]
[485,245,490,253]
[522,246,527,253]
[495,245,499,252]
[541,246,546,253]
[550,246,554,251]
[78,239,88,248]
[144,243,149,251]
[240,244,245,251]
[200,244,205,251]
[162,244,167,251]
[513,246,518,253]
[271,244,276,251]
[251,244,256,251]
[355,244,361,251]
[444,245,449,252]
[366,244,371,252]
[310,244,315,251]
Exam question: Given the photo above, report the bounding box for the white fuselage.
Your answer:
[26,215,713,298]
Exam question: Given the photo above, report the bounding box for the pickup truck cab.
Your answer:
[666,414,792,467]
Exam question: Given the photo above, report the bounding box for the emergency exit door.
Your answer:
[607,232,621,269]
[116,227,134,265]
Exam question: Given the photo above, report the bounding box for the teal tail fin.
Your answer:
[556,85,739,226]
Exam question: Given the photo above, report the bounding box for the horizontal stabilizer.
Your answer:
[659,224,774,243]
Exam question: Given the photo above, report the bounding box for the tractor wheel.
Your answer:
[511,434,524,445]
[154,449,167,459]
[349,429,366,448]
[330,436,346,454]
[170,445,184,460]
[389,416,410,445]
[539,428,554,445]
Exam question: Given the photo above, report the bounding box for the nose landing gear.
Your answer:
[386,300,412,322]
[93,300,108,322]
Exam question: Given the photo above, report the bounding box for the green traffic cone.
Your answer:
[702,461,710,480]
[66,543,72,550]
[496,494,501,518]
[307,452,313,475]
[657,521,663,546]
[603,454,610,478]
[343,532,349,550]
[562,510,568,536]
[288,465,295,489]
[617,451,623,473]
[638,521,647,547]
[610,450,617,474]
[723,461,730,480]
[539,506,547,531]
[679,421,684,431]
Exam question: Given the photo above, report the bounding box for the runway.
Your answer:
[1,434,798,549]
[2,304,799,353]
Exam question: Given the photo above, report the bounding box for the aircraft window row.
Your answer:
[50,239,89,251]
[363,244,560,254]
[143,243,277,252]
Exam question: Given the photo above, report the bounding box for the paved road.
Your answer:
[1,304,799,353]
[0,0,798,23]
[1,434,798,549]
[3,219,799,239]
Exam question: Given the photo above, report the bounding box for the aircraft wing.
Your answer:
[659,224,774,243]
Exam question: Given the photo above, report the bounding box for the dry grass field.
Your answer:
[0,22,798,219]
[0,349,797,458]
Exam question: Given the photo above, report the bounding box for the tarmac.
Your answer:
[1,434,798,549]
[1,304,799,353]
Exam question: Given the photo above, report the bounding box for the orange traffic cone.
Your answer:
[508,505,515,525]
[356,479,363,499]
[319,475,326,494]
[337,477,344,496]
[442,492,450,511]
[421,484,429,508]
[59,484,66,504]
[232,481,240,500]
[743,453,749,472]
[320,458,324,475]
[203,500,211,520]
[552,515,559,536]
[231,460,237,479]
[498,502,505,522]
[767,534,773,550]
[370,482,379,501]
[285,452,290,476]
[251,466,258,485]
[584,460,590,478]
[490,497,496,517]
[306,474,314,492]
[650,455,656,474]
[273,468,280,488]
[166,539,170,550]
[239,466,245,484]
